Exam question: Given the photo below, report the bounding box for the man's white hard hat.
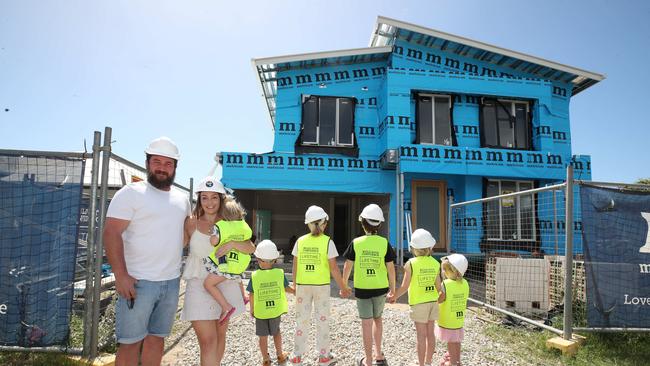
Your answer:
[410,228,437,249]
[304,205,328,224]
[254,239,280,260]
[445,253,469,277]
[145,136,180,160]
[196,177,226,194]
[358,204,384,226]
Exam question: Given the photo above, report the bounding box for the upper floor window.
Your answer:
[416,94,454,146]
[301,95,355,147]
[480,99,531,150]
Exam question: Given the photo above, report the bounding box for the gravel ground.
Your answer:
[162,278,528,366]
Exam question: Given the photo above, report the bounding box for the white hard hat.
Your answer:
[254,239,280,260]
[410,228,436,249]
[358,204,384,226]
[196,177,226,194]
[445,253,468,277]
[304,205,328,224]
[145,136,180,160]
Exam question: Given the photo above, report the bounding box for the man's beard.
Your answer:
[147,170,175,189]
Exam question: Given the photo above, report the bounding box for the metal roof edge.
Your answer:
[252,46,393,67]
[373,15,606,82]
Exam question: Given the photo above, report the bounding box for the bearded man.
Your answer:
[104,136,191,366]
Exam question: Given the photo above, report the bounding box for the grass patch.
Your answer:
[0,352,82,366]
[482,322,650,366]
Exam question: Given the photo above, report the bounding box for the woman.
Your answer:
[181,176,255,365]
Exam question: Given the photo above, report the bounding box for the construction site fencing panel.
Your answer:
[578,182,650,331]
[0,150,86,348]
[450,182,585,333]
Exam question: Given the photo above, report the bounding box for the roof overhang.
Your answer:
[370,16,605,96]
[252,46,392,127]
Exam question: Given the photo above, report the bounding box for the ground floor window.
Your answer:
[484,179,535,241]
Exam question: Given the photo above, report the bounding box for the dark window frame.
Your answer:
[483,179,536,242]
[299,94,356,148]
[414,93,457,146]
[480,98,532,150]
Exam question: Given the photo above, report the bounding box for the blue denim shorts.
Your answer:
[115,277,180,344]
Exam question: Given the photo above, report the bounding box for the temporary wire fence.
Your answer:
[450,169,650,338]
[0,149,87,352]
[449,174,584,337]
[1,127,193,360]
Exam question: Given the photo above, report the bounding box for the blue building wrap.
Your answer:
[222,18,598,254]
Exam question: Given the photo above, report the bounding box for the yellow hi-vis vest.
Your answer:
[208,220,252,275]
[352,235,388,289]
[437,278,469,329]
[295,234,330,285]
[408,256,441,305]
[251,268,288,319]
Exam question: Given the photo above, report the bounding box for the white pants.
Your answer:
[294,284,331,358]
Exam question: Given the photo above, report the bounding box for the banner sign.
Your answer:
[0,155,84,347]
[581,185,650,327]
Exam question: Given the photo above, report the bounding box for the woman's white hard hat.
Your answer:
[358,204,384,226]
[196,177,226,194]
[410,228,437,249]
[304,205,328,224]
[145,136,180,160]
[445,253,469,277]
[254,239,280,260]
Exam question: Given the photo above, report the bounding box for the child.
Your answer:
[248,240,294,366]
[436,254,469,366]
[203,196,253,323]
[341,204,396,366]
[290,205,348,366]
[391,229,445,366]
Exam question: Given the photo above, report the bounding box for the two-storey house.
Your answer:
[219,16,604,256]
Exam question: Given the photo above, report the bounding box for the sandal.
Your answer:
[373,353,388,365]
[277,352,289,365]
[218,307,235,325]
[357,357,366,366]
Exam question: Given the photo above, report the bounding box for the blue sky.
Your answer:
[1,0,649,187]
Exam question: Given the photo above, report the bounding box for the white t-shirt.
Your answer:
[106,181,191,281]
[291,237,339,259]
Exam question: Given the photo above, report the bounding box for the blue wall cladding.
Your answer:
[387,39,573,156]
[273,61,388,156]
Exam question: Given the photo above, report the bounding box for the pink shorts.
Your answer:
[434,324,464,343]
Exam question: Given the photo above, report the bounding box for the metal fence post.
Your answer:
[395,159,402,266]
[83,131,102,357]
[447,196,454,253]
[563,165,574,340]
[89,127,112,358]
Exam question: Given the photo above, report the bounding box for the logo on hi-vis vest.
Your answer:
[425,286,435,292]
[305,264,315,271]
[229,252,239,260]
[265,300,275,307]
[456,311,464,318]
[366,268,376,275]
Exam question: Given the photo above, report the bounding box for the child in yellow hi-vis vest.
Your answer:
[436,254,469,366]
[342,204,396,366]
[290,205,349,366]
[248,240,294,366]
[203,196,252,324]
[390,229,445,366]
